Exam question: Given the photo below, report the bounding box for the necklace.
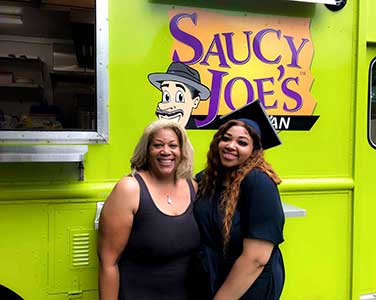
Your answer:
[167,195,173,205]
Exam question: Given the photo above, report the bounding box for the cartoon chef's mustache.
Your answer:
[155,108,184,117]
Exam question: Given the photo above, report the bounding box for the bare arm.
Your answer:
[213,238,274,300]
[97,177,139,300]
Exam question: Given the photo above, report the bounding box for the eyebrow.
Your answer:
[160,83,169,88]
[175,83,186,91]
[224,132,251,141]
[153,138,178,144]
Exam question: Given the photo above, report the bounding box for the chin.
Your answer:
[220,160,240,169]
[159,167,176,176]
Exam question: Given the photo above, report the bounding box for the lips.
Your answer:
[221,151,238,161]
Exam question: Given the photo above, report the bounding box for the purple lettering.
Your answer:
[282,77,303,112]
[224,77,254,110]
[284,36,310,68]
[222,31,253,65]
[170,13,203,64]
[195,69,228,128]
[201,34,230,68]
[254,77,277,109]
[253,29,282,64]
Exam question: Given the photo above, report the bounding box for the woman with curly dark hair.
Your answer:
[194,100,285,300]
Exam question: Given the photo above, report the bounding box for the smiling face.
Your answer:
[148,128,182,179]
[155,80,200,128]
[218,125,254,169]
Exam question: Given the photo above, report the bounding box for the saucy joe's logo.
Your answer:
[167,9,318,130]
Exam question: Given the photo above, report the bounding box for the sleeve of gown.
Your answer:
[195,170,203,184]
[238,169,285,245]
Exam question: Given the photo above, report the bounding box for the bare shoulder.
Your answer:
[102,176,140,215]
[115,176,140,194]
[98,176,140,254]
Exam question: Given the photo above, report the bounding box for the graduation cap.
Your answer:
[219,99,282,149]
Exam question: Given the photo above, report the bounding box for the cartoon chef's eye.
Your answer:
[175,91,185,103]
[162,90,171,103]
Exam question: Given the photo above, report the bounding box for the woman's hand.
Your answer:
[213,238,274,300]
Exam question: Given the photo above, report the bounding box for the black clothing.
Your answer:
[118,173,200,300]
[194,169,285,300]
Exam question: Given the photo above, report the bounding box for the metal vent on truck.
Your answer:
[71,231,90,267]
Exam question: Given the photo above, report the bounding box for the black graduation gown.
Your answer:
[194,169,285,300]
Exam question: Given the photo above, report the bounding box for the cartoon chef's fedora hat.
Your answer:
[148,62,211,100]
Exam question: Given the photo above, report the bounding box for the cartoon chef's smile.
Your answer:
[155,107,184,123]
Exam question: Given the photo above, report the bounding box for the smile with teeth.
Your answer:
[156,109,184,122]
[158,158,174,165]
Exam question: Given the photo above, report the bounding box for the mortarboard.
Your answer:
[219,99,282,149]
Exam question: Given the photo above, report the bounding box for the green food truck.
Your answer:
[0,0,375,299]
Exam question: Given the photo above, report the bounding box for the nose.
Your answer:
[160,145,171,154]
[225,141,236,150]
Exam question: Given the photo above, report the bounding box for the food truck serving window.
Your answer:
[0,0,108,144]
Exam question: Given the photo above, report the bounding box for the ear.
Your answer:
[192,96,200,109]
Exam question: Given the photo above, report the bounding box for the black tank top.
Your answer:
[118,173,200,300]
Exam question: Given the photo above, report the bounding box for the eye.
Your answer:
[169,143,179,149]
[152,143,163,149]
[162,91,171,103]
[238,140,249,146]
[221,135,230,142]
[175,91,185,103]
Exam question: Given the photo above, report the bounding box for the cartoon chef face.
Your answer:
[155,80,200,127]
[148,62,210,128]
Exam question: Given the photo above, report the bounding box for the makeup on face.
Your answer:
[218,125,254,168]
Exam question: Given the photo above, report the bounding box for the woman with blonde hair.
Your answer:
[98,119,199,300]
[194,100,285,300]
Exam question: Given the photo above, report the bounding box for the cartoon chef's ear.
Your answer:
[192,96,200,109]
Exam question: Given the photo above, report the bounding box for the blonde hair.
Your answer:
[130,119,194,180]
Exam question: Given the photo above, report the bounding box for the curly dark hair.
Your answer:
[197,119,281,248]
